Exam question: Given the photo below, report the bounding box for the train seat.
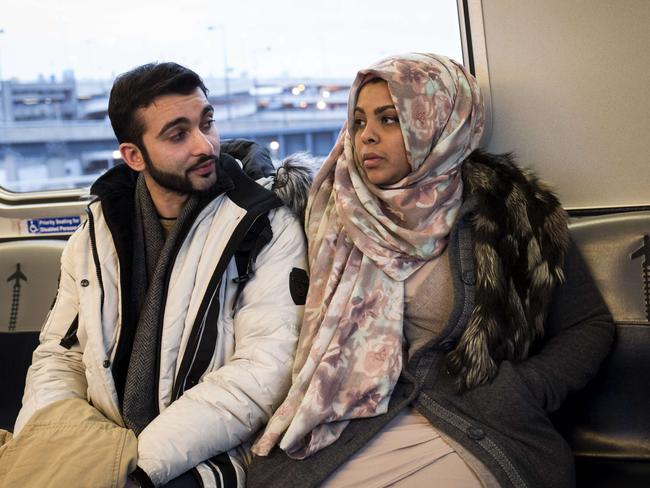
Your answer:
[556,210,650,488]
[0,240,65,431]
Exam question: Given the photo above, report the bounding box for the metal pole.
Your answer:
[0,29,5,124]
[252,49,259,112]
[208,26,231,121]
[252,47,270,113]
[0,28,4,82]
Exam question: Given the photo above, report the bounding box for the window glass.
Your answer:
[0,0,462,192]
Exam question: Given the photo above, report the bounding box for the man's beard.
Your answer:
[141,146,216,196]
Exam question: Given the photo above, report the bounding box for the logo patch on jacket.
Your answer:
[289,268,309,305]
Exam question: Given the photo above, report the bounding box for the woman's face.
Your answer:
[353,80,411,186]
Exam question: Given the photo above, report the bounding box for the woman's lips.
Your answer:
[363,154,383,169]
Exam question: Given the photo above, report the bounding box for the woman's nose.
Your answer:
[361,124,378,144]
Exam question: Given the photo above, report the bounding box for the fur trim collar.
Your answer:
[272,153,315,223]
[449,151,570,389]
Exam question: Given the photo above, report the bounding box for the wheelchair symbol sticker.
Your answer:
[24,216,81,235]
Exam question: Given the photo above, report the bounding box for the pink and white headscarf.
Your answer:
[253,53,485,459]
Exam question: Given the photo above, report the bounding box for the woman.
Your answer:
[248,53,614,487]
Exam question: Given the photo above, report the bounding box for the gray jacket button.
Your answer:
[461,271,475,285]
[467,427,486,440]
[80,279,90,287]
[102,359,111,368]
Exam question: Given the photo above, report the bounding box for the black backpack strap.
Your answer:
[232,213,273,307]
[172,212,275,400]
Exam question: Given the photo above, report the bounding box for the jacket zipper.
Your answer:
[172,280,221,399]
[86,205,105,311]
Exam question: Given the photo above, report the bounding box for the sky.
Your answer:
[0,0,462,82]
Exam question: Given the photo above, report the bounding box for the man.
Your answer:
[14,63,308,487]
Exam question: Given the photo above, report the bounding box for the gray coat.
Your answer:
[247,153,615,488]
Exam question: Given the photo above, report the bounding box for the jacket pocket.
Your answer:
[462,360,554,437]
[59,315,79,349]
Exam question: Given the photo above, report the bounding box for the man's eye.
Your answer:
[201,118,215,130]
[169,131,187,142]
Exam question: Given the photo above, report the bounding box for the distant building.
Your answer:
[1,73,79,123]
[0,74,349,191]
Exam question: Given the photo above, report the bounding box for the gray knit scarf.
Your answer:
[122,175,201,435]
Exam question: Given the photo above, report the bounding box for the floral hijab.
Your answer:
[253,53,485,459]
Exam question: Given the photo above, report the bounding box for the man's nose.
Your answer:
[192,129,215,155]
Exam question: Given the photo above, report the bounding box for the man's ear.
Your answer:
[119,143,146,172]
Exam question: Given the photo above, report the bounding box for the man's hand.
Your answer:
[125,467,154,488]
[125,474,140,487]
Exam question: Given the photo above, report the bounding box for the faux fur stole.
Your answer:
[448,150,570,390]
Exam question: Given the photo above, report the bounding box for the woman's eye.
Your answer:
[382,115,399,125]
[353,118,366,129]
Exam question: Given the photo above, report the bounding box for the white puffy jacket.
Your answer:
[15,158,307,487]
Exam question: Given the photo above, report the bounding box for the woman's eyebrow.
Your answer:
[354,104,395,115]
[375,105,396,115]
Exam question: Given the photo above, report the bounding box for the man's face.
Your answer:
[137,87,220,195]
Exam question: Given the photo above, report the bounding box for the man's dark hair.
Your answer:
[108,62,208,147]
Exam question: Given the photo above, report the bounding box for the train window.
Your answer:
[0,0,462,194]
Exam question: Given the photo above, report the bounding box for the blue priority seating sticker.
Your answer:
[24,216,81,234]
